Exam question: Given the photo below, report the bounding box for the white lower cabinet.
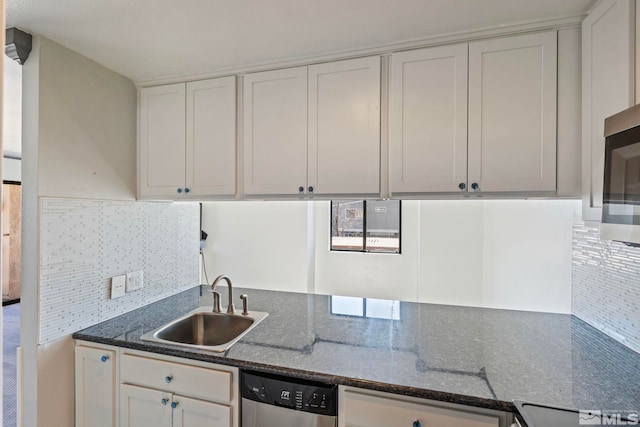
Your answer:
[75,343,239,427]
[120,384,232,427]
[119,352,237,427]
[75,343,118,427]
[120,384,173,427]
[339,386,511,427]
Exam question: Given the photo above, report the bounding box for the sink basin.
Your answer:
[140,307,268,352]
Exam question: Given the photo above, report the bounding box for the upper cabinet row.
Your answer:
[243,57,381,197]
[139,77,237,198]
[139,30,562,200]
[390,32,556,195]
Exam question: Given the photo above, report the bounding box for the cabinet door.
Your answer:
[341,389,499,427]
[582,0,635,220]
[308,56,381,195]
[468,31,557,193]
[186,77,237,196]
[389,45,468,193]
[243,67,308,196]
[75,346,116,427]
[172,395,232,427]
[139,83,187,197]
[120,384,172,427]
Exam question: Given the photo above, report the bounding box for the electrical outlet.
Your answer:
[126,270,144,292]
[110,275,126,299]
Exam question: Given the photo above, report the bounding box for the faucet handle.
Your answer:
[239,294,249,316]
[212,291,222,313]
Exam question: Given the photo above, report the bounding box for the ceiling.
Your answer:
[6,0,596,84]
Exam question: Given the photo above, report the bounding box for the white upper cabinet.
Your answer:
[581,0,635,221]
[389,44,468,193]
[244,57,381,197]
[139,83,186,197]
[139,77,237,199]
[243,67,308,196]
[186,77,237,196]
[308,56,381,195]
[468,31,558,193]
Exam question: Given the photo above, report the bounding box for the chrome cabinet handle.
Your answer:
[161,398,169,406]
[458,183,466,190]
[165,375,173,383]
[308,186,314,193]
[100,355,109,362]
[184,188,190,194]
[471,182,479,190]
[298,186,304,193]
[171,401,179,409]
[176,188,183,194]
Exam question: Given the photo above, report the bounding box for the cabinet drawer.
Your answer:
[342,390,499,427]
[120,354,232,403]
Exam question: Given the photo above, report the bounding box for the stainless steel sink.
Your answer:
[140,307,268,352]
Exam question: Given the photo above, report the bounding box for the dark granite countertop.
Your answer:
[73,286,640,414]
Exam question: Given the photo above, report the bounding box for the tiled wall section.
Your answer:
[573,221,640,354]
[40,198,199,344]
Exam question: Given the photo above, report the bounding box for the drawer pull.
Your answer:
[171,401,179,409]
[100,355,109,363]
[165,375,173,383]
[161,398,169,406]
[413,421,422,427]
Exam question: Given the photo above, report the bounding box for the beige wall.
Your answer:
[21,35,137,427]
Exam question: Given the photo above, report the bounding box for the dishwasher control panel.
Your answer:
[241,370,338,416]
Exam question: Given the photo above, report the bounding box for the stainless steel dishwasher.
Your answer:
[241,370,338,427]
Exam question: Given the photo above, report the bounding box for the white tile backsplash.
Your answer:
[39,198,199,344]
[573,221,640,354]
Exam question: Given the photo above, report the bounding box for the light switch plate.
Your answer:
[126,270,144,292]
[111,275,126,299]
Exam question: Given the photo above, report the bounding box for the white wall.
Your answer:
[201,201,309,292]
[3,157,21,182]
[314,200,420,301]
[4,55,22,157]
[202,199,581,313]
[418,200,484,307]
[21,36,139,427]
[37,37,137,200]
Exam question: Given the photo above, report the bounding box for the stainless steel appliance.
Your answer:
[241,370,338,427]
[602,103,640,245]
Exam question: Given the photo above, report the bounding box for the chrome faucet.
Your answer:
[211,274,235,314]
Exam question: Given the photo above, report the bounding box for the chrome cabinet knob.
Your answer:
[100,355,109,362]
[458,183,466,190]
[161,398,169,406]
[413,420,422,427]
[184,188,190,193]
[165,375,173,383]
[471,182,479,190]
[176,188,183,194]
[308,186,314,193]
[171,401,179,409]
[298,186,304,193]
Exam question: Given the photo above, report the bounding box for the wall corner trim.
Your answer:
[5,27,32,64]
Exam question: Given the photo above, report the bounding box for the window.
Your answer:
[330,296,401,320]
[330,200,401,253]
